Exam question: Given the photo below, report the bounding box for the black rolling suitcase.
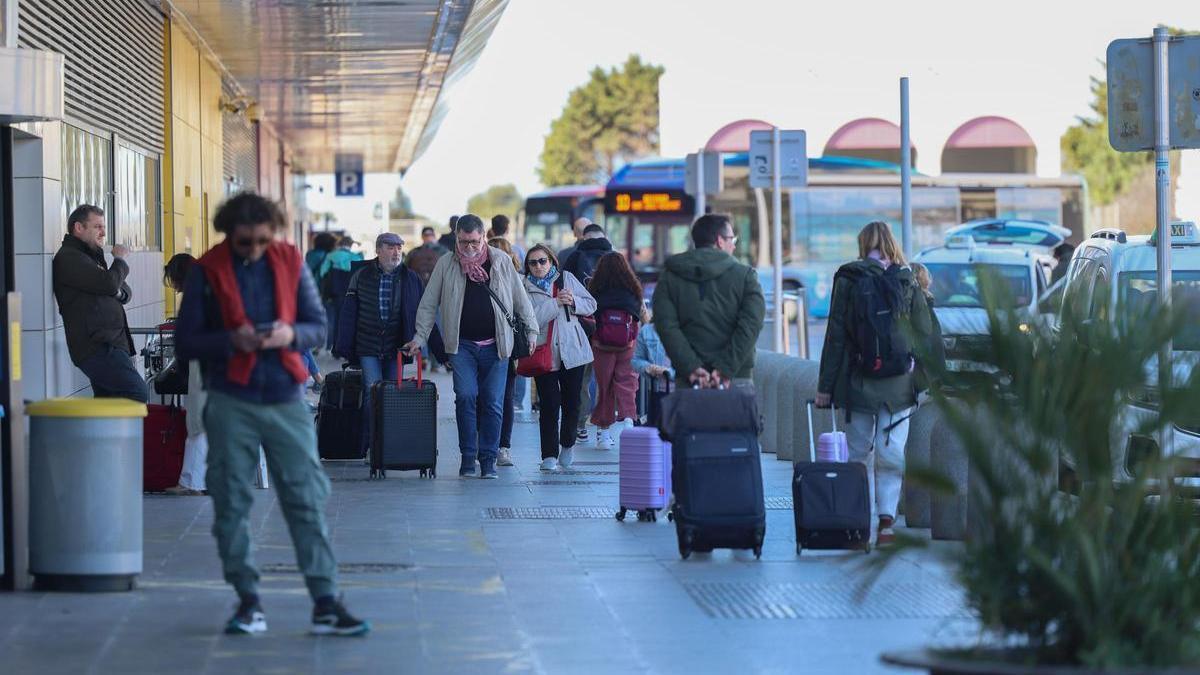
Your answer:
[370,353,438,479]
[317,366,366,460]
[793,401,872,554]
[660,386,766,559]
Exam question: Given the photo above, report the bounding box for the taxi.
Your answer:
[914,229,1055,376]
[1058,222,1200,487]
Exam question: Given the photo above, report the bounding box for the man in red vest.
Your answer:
[175,193,368,637]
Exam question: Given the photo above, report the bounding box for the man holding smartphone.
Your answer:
[175,192,368,638]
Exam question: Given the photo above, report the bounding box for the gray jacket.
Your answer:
[412,246,538,358]
[523,271,596,372]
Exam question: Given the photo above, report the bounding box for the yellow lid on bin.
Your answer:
[26,398,149,418]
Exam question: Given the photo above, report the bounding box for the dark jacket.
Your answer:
[52,234,135,364]
[592,287,642,317]
[817,259,934,413]
[652,247,765,384]
[337,261,445,361]
[563,237,613,285]
[175,252,326,404]
[405,242,447,285]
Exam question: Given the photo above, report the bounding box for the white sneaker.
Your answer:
[620,417,636,430]
[497,449,513,467]
[559,446,575,469]
[598,428,615,451]
[540,457,558,472]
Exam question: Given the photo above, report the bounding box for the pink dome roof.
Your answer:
[704,119,775,153]
[945,116,1035,149]
[824,117,907,152]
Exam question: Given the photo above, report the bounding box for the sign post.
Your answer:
[686,151,722,219]
[900,77,913,259]
[750,129,807,353]
[1107,29,1200,458]
[334,153,364,198]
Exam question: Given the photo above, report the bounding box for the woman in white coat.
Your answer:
[521,244,596,471]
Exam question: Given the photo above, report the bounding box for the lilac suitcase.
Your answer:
[616,426,672,522]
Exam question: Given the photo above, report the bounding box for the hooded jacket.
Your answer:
[562,237,613,285]
[817,259,934,413]
[652,247,765,384]
[52,234,135,364]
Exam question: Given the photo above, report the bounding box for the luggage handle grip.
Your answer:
[805,399,840,463]
[398,350,424,388]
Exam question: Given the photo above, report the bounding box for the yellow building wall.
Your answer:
[162,18,224,312]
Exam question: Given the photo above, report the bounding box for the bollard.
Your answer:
[754,351,787,455]
[787,360,822,461]
[929,409,969,541]
[902,402,941,529]
[773,359,804,462]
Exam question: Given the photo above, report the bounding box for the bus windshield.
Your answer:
[924,263,1032,308]
[1119,271,1200,350]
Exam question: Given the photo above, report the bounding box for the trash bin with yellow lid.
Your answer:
[26,398,147,592]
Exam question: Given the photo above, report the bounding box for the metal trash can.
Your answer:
[27,398,147,591]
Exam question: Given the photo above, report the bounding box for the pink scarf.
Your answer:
[457,243,490,283]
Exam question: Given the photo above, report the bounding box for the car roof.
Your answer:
[1085,234,1200,274]
[915,244,1039,267]
[945,218,1070,250]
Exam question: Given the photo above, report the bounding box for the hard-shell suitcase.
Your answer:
[670,423,766,559]
[144,403,186,492]
[793,401,872,554]
[616,426,672,522]
[317,366,366,460]
[370,353,438,479]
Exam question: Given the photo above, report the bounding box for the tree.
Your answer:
[1061,26,1193,206]
[466,184,523,221]
[537,55,665,187]
[388,183,415,220]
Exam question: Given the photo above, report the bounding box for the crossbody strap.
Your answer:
[478,280,517,330]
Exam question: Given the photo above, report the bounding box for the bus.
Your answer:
[519,185,605,255]
[602,153,1087,316]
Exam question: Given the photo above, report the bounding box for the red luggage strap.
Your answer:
[398,350,424,388]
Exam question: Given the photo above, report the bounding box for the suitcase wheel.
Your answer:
[666,511,674,523]
[616,508,627,522]
[419,469,427,478]
[753,545,763,559]
[678,530,694,560]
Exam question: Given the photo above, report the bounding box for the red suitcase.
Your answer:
[144,403,186,492]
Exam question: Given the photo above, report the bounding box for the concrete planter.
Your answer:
[882,648,1195,675]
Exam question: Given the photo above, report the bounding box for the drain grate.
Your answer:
[261,562,414,574]
[569,461,620,466]
[482,506,615,520]
[524,480,616,486]
[683,581,967,620]
[764,496,793,510]
[557,470,618,476]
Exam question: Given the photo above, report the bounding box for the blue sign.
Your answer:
[335,169,364,197]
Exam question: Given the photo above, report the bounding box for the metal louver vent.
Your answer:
[221,78,257,195]
[18,0,165,154]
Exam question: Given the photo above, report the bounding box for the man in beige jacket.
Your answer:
[404,214,537,479]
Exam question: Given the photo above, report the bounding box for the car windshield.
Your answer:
[963,224,1063,248]
[924,263,1032,308]
[1119,271,1200,351]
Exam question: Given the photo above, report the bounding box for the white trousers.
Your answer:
[179,433,208,491]
[845,405,913,524]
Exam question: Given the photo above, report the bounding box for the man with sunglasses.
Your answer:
[653,213,765,389]
[175,192,369,637]
[403,214,537,479]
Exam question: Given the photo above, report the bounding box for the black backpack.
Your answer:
[849,265,913,379]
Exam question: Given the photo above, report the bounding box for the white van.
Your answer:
[1058,223,1200,485]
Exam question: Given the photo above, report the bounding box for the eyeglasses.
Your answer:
[234,236,271,248]
[720,232,738,245]
[528,257,550,266]
[457,239,483,249]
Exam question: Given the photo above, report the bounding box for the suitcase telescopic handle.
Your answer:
[398,350,424,388]
[805,400,817,463]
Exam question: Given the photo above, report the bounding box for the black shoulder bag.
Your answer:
[479,281,532,361]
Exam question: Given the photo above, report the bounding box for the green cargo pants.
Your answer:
[204,391,337,600]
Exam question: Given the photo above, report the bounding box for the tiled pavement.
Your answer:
[0,367,973,674]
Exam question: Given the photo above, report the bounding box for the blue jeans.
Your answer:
[360,356,398,450]
[301,349,320,378]
[79,345,149,402]
[449,341,506,462]
[513,374,528,409]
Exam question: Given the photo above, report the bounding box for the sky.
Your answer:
[309,0,1200,232]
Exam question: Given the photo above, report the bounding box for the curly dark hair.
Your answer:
[163,253,196,291]
[588,252,642,298]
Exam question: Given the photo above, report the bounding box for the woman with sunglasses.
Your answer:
[522,244,596,471]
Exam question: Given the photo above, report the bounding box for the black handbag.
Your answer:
[153,358,189,396]
[479,281,532,360]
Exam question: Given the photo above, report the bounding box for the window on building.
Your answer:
[61,123,112,233]
[115,142,161,250]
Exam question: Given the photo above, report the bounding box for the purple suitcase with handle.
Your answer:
[616,426,672,522]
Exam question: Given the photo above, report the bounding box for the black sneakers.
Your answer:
[311,596,371,636]
[225,594,267,635]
